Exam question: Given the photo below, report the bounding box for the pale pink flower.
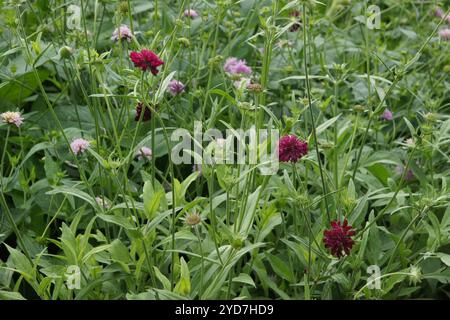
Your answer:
[1,111,24,127]
[439,28,450,40]
[223,57,252,75]
[70,138,90,155]
[136,147,152,160]
[434,7,444,19]
[434,7,450,23]
[111,25,133,42]
[380,108,393,121]
[184,9,199,18]
[168,80,185,95]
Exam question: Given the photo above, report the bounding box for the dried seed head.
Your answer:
[247,83,263,93]
[186,212,201,227]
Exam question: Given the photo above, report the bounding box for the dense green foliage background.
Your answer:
[0,0,449,300]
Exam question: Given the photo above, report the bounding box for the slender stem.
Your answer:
[194,226,204,296]
[0,127,32,262]
[302,5,330,222]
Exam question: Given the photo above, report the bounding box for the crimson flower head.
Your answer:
[135,102,152,121]
[323,219,356,258]
[130,49,164,75]
[278,135,308,162]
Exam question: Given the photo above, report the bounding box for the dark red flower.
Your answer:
[135,102,151,121]
[323,219,356,258]
[278,135,308,162]
[130,49,164,75]
[289,10,302,32]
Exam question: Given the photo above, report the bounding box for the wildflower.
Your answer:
[130,49,164,75]
[434,7,444,19]
[405,138,415,148]
[186,212,201,227]
[409,265,422,286]
[380,108,393,121]
[289,10,301,32]
[231,235,245,250]
[278,135,308,163]
[135,102,152,121]
[424,112,437,123]
[135,146,152,160]
[70,138,90,155]
[184,9,199,18]
[439,28,450,41]
[118,1,129,14]
[1,111,24,127]
[167,79,185,95]
[434,7,450,23]
[247,83,263,93]
[58,46,73,59]
[111,24,133,42]
[353,104,366,113]
[223,57,252,75]
[323,219,356,258]
[395,164,415,181]
[95,196,111,209]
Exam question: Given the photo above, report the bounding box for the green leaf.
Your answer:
[232,273,256,287]
[143,181,164,219]
[46,186,96,208]
[174,257,191,296]
[266,253,294,283]
[97,214,136,230]
[154,267,171,291]
[5,244,34,280]
[0,290,26,300]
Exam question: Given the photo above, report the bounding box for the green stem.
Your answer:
[302,5,330,222]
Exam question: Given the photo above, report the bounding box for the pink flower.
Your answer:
[70,138,90,155]
[168,80,185,95]
[111,25,133,42]
[184,9,199,18]
[223,57,252,75]
[380,108,393,121]
[278,135,308,163]
[1,111,24,127]
[439,28,450,41]
[435,7,445,19]
[135,147,152,160]
[130,49,164,75]
[434,7,450,23]
[323,219,356,258]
